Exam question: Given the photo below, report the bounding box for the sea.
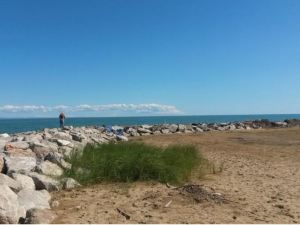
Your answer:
[0,114,300,134]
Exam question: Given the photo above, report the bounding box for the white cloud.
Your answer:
[0,104,182,115]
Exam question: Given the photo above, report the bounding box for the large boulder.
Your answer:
[4,148,36,158]
[36,161,63,177]
[44,152,71,170]
[137,127,151,134]
[28,172,61,192]
[161,129,170,134]
[31,146,53,160]
[11,173,35,190]
[56,139,72,147]
[0,173,21,192]
[52,132,72,141]
[5,156,37,174]
[18,189,50,211]
[178,124,186,132]
[25,208,57,224]
[0,185,24,224]
[59,146,74,158]
[5,141,30,150]
[116,135,128,142]
[70,132,86,142]
[127,128,140,137]
[168,124,178,133]
[0,133,10,138]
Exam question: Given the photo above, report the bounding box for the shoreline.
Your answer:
[1,118,300,137]
[1,115,300,134]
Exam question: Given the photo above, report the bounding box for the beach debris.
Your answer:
[177,184,229,204]
[164,200,173,208]
[116,208,131,220]
[50,200,60,208]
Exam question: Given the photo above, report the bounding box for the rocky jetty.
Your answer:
[0,118,299,223]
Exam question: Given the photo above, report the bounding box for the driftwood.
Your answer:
[164,200,173,208]
[116,208,130,220]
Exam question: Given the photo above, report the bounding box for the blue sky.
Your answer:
[0,0,300,117]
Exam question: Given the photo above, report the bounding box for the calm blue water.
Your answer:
[0,114,300,134]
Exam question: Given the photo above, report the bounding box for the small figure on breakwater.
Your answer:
[59,112,66,128]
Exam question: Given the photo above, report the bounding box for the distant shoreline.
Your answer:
[1,113,300,120]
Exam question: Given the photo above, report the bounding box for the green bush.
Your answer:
[65,142,203,185]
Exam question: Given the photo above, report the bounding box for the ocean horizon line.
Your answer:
[1,113,300,120]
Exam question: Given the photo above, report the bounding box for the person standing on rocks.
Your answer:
[59,112,66,128]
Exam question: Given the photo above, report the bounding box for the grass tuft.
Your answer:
[65,142,204,185]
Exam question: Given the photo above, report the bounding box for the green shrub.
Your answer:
[65,142,203,185]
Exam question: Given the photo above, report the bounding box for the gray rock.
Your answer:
[186,124,193,131]
[90,136,108,144]
[12,136,25,142]
[18,189,51,211]
[25,208,57,224]
[0,185,22,224]
[56,139,72,146]
[4,148,36,158]
[62,125,73,131]
[0,133,10,138]
[63,178,81,189]
[44,152,71,170]
[59,146,74,158]
[168,124,178,133]
[116,135,128,141]
[5,141,30,150]
[70,132,85,142]
[217,126,226,131]
[36,160,64,177]
[31,146,53,160]
[178,124,186,132]
[11,173,35,190]
[141,125,152,130]
[127,128,139,137]
[28,172,61,192]
[153,130,162,135]
[5,156,37,174]
[137,127,151,134]
[50,200,59,208]
[0,173,21,192]
[228,124,236,130]
[161,129,170,134]
[53,132,72,141]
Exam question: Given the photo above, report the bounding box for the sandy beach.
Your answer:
[51,127,300,224]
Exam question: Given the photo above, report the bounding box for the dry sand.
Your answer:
[52,127,300,224]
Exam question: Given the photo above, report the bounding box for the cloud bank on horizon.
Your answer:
[0,104,182,117]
